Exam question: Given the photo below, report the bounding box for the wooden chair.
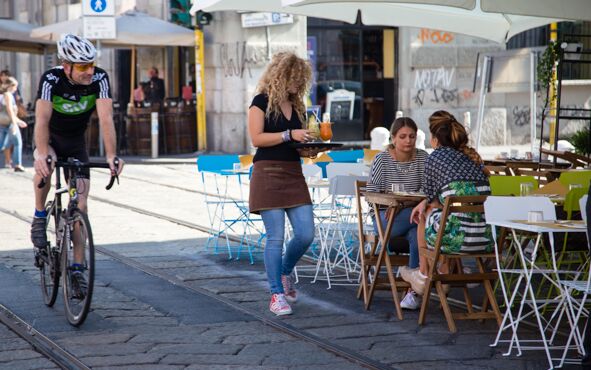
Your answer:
[542,148,591,168]
[418,195,502,333]
[354,180,410,319]
[484,165,511,176]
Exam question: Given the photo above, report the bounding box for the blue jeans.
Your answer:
[372,207,419,269]
[260,205,315,294]
[0,124,22,166]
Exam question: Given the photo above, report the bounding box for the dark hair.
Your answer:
[0,70,10,77]
[151,67,159,75]
[388,117,417,149]
[429,110,483,165]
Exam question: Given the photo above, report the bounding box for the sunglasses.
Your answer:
[72,62,96,72]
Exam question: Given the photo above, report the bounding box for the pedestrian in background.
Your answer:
[0,76,27,171]
[248,52,320,316]
[144,67,165,107]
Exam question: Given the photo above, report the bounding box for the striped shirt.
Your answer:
[366,148,429,214]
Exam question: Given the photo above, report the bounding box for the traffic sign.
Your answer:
[83,17,116,39]
[83,0,115,16]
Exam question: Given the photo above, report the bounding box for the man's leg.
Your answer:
[72,178,90,264]
[31,148,56,250]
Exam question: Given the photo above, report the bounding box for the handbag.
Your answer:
[0,103,10,126]
[16,102,27,119]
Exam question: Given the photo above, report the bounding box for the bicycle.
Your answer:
[35,157,119,326]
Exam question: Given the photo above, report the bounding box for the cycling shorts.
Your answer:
[49,133,90,179]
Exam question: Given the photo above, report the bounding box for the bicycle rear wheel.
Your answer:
[39,201,60,307]
[61,208,94,326]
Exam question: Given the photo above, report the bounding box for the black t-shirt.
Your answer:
[36,66,112,138]
[250,93,302,162]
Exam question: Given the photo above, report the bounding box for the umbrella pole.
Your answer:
[129,46,136,109]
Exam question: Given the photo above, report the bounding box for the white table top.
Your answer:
[487,219,587,233]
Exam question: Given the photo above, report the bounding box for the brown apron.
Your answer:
[249,160,312,214]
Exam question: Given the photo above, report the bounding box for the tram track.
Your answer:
[0,203,391,370]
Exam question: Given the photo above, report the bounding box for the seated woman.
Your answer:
[403,110,493,295]
[366,117,428,310]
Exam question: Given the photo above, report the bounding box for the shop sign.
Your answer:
[241,12,294,28]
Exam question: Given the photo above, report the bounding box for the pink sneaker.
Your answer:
[281,274,297,303]
[269,293,292,316]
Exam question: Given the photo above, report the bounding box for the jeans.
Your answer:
[372,207,419,269]
[0,124,22,166]
[260,204,315,294]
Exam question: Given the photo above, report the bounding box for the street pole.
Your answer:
[195,28,207,151]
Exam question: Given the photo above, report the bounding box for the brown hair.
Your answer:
[388,117,418,149]
[429,110,483,165]
[256,51,312,124]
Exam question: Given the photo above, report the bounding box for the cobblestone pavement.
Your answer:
[0,159,580,369]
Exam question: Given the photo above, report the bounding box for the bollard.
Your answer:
[151,112,158,159]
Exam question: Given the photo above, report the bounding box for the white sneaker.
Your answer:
[269,293,292,316]
[400,291,420,310]
[400,267,426,295]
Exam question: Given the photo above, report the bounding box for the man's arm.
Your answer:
[96,98,123,174]
[33,99,54,177]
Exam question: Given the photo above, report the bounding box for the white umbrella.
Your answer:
[30,10,194,47]
[286,0,591,21]
[191,0,560,43]
[0,19,52,54]
[282,0,562,43]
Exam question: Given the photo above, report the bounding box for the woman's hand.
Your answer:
[290,129,312,143]
[16,119,27,129]
[410,199,427,224]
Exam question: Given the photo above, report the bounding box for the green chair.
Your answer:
[489,175,539,196]
[558,171,591,191]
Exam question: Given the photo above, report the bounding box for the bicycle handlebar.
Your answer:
[37,157,120,190]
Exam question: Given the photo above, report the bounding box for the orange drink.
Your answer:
[319,122,332,142]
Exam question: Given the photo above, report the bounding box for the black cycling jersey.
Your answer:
[36,66,112,138]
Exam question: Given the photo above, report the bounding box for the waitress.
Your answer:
[248,52,319,316]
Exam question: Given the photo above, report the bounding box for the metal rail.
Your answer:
[0,304,91,370]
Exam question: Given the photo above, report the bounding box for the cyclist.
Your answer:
[31,34,124,296]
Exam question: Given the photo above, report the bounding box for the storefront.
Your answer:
[307,18,398,141]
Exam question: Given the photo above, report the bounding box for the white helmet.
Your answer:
[57,34,96,63]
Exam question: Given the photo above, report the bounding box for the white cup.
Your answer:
[527,211,544,222]
[500,151,508,159]
[391,183,405,193]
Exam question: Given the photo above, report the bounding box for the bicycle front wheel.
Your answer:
[39,201,59,307]
[61,208,94,326]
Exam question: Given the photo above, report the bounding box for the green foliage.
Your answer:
[537,41,561,127]
[570,127,590,156]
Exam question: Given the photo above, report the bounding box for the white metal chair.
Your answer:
[313,175,368,288]
[557,195,590,367]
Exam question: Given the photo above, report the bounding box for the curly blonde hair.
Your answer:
[256,52,312,124]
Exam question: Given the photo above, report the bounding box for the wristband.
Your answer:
[281,130,290,142]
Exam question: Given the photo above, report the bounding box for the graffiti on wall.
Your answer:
[417,29,455,44]
[413,67,455,89]
[412,88,459,107]
[220,42,261,78]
